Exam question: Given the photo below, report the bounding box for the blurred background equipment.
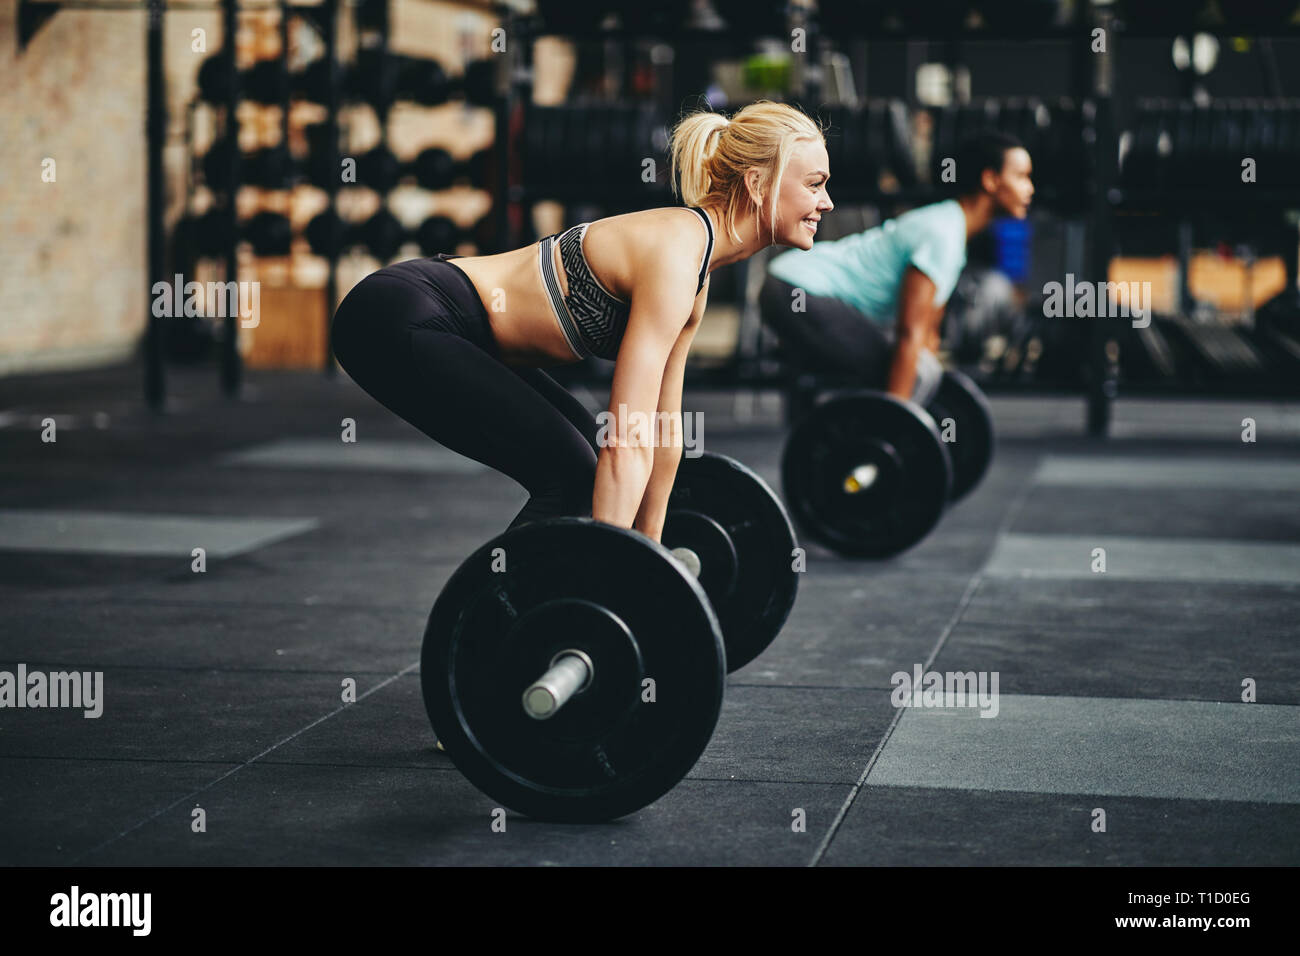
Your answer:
[6,0,1300,427]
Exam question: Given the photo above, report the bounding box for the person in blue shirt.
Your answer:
[761,131,1034,406]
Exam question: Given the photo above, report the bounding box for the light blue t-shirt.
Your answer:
[767,200,968,325]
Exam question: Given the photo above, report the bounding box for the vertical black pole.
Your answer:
[501,8,525,253]
[220,0,242,396]
[145,0,167,410]
[279,0,290,159]
[323,0,340,376]
[1084,0,1116,437]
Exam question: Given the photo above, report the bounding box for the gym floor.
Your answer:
[2,361,1297,866]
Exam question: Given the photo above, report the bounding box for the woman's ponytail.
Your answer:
[668,112,729,206]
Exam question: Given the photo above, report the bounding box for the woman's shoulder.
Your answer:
[593,205,707,231]
[589,207,710,258]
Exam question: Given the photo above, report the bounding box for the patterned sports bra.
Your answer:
[537,206,715,361]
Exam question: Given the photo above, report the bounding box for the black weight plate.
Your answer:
[782,392,951,559]
[662,452,800,673]
[925,370,994,504]
[421,518,724,823]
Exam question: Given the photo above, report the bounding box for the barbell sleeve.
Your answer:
[522,651,592,720]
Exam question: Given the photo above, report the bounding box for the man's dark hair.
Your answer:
[951,131,1024,195]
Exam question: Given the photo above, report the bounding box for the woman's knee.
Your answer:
[522,440,597,513]
[555,440,598,500]
[508,456,596,529]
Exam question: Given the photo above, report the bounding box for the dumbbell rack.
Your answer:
[178,0,506,382]
[172,0,343,393]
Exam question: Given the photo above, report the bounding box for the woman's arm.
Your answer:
[592,224,703,529]
[632,279,707,542]
[886,266,939,400]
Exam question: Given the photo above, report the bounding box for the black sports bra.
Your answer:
[537,206,715,361]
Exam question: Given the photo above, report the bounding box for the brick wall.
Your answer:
[0,4,243,377]
[0,0,501,379]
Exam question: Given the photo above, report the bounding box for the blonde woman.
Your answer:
[331,101,831,541]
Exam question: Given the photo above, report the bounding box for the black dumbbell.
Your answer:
[291,57,334,103]
[197,53,291,105]
[781,371,994,558]
[396,56,451,106]
[398,57,496,107]
[244,58,290,105]
[413,214,468,255]
[344,48,402,110]
[307,208,406,261]
[307,143,492,193]
[173,208,232,259]
[173,208,292,258]
[243,146,296,189]
[243,210,293,256]
[197,52,231,103]
[304,209,480,259]
[412,147,491,190]
[351,145,404,191]
[292,50,497,110]
[420,451,798,822]
[199,49,492,110]
[202,139,300,191]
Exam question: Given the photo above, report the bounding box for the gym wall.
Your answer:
[0,0,502,379]
[0,5,275,377]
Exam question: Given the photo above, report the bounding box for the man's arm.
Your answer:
[632,278,707,542]
[886,266,939,400]
[927,301,944,353]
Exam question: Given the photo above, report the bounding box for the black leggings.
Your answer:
[759,273,893,387]
[330,255,599,530]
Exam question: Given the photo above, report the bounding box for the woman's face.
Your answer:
[765,138,833,249]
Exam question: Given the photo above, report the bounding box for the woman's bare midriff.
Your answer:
[444,242,588,368]
[444,210,699,367]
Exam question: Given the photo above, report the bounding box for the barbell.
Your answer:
[781,371,994,558]
[421,450,799,822]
